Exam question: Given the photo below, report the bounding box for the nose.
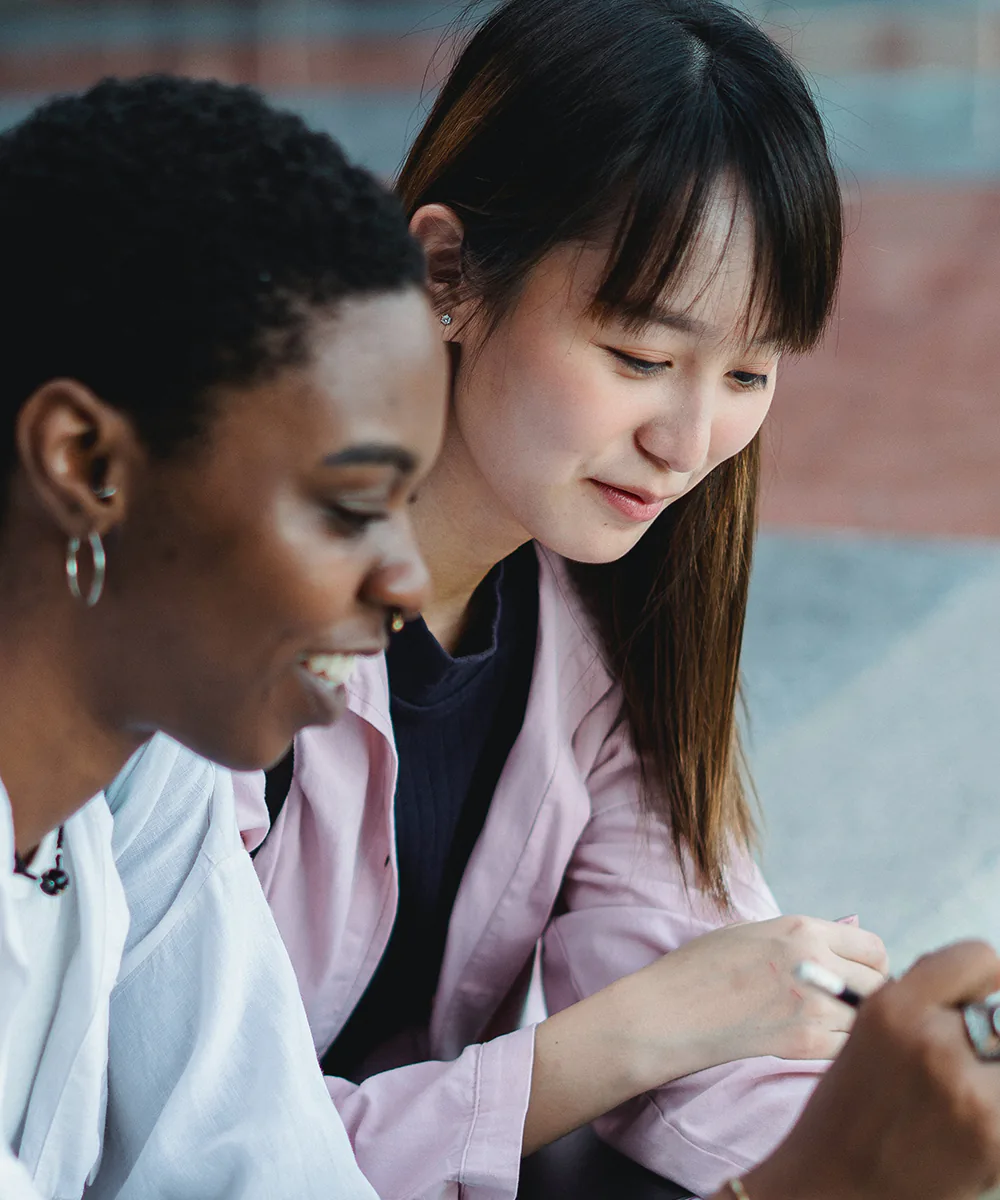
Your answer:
[360,516,432,622]
[635,381,714,477]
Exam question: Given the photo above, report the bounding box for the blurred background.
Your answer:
[2,0,999,970]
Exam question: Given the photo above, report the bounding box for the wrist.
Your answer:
[595,966,715,1094]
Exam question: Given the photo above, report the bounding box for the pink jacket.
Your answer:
[236,548,824,1200]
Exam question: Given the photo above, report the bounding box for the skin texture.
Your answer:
[410,200,778,648]
[405,201,889,1154]
[521,915,889,1155]
[727,942,1000,1200]
[0,288,447,853]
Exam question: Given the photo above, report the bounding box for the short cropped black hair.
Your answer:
[0,74,426,474]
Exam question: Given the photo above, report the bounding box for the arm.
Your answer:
[89,736,378,1200]
[531,707,886,1194]
[313,698,881,1194]
[324,1030,536,1200]
[232,714,878,1200]
[709,942,1000,1200]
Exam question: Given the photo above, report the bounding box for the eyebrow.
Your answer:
[322,444,417,474]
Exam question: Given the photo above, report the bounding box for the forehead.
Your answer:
[200,290,447,479]
[306,291,446,447]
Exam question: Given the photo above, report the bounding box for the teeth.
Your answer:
[300,653,357,690]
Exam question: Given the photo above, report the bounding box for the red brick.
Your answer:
[762,186,1000,537]
[0,35,445,94]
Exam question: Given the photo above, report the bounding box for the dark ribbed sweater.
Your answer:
[323,544,539,1080]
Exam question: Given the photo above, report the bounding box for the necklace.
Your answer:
[13,827,70,896]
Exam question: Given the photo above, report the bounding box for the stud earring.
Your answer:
[94,484,117,501]
[440,314,453,327]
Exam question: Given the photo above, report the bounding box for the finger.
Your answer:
[831,958,888,1000]
[812,997,857,1037]
[826,1029,849,1058]
[901,941,1000,1007]
[825,923,889,974]
[785,1026,851,1061]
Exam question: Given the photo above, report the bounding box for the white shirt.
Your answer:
[2,828,76,1151]
[0,788,126,1200]
[0,737,381,1200]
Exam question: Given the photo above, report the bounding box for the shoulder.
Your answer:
[105,734,214,816]
[106,735,224,860]
[104,736,244,955]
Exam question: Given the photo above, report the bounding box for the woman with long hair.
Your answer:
[0,74,447,1197]
[237,1,891,1197]
[4,65,1000,1200]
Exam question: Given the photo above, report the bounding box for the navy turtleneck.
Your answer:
[323,543,539,1080]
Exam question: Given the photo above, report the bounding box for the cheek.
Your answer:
[456,338,621,486]
[122,491,360,662]
[230,509,375,650]
[708,393,773,468]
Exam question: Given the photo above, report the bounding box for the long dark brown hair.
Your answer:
[398,0,842,904]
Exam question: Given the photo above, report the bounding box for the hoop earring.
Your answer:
[66,531,106,608]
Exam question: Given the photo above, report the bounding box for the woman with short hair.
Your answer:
[0,74,446,1197]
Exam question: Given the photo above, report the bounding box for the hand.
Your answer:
[624,914,887,1084]
[527,913,885,1154]
[738,941,1000,1200]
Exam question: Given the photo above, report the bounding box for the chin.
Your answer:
[242,734,297,772]
[164,721,295,775]
[534,522,644,567]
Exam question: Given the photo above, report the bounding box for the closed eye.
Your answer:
[607,348,672,377]
[325,504,386,538]
[730,370,769,391]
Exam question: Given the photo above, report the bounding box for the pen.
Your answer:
[794,960,864,1008]
[794,959,1000,1061]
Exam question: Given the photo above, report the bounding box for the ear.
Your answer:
[409,204,469,338]
[14,379,138,537]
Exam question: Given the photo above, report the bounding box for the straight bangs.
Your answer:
[592,81,842,356]
[397,0,846,902]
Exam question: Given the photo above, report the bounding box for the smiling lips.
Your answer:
[298,652,358,691]
[590,479,670,523]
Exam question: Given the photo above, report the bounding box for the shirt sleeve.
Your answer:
[324,1025,536,1200]
[541,705,824,1199]
[89,736,379,1200]
[231,762,536,1200]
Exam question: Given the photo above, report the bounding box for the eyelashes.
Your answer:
[729,370,770,392]
[607,348,769,391]
[324,504,386,537]
[608,348,671,377]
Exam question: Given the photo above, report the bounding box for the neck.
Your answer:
[0,578,142,856]
[411,422,531,652]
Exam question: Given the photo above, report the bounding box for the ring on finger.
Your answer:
[962,1001,1000,1061]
